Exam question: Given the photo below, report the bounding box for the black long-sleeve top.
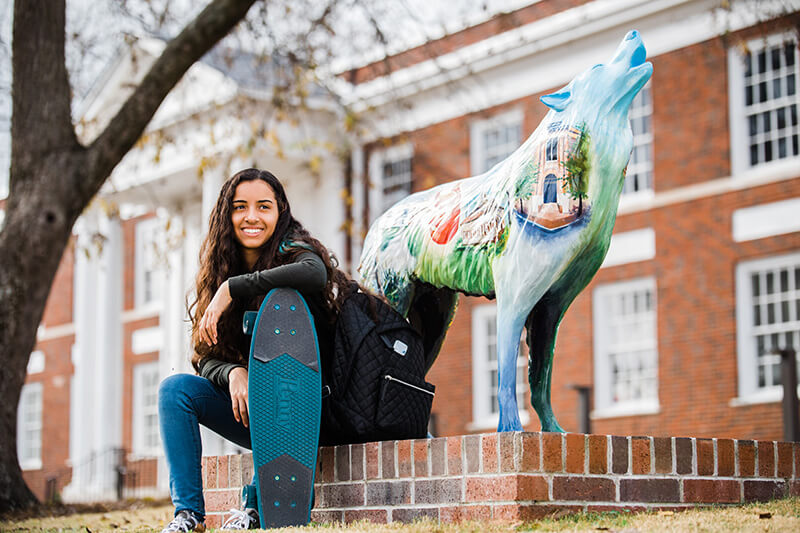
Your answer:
[198,251,333,389]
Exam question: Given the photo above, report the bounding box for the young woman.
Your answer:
[158,168,349,532]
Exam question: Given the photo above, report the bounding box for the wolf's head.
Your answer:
[540,31,653,129]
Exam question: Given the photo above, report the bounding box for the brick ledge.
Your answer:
[201,432,800,527]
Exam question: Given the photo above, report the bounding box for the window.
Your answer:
[470,110,523,174]
[133,362,160,456]
[134,218,162,309]
[381,157,412,214]
[735,252,800,401]
[471,304,529,428]
[545,137,558,161]
[624,82,653,195]
[368,143,413,219]
[730,34,799,173]
[593,278,658,416]
[17,382,42,470]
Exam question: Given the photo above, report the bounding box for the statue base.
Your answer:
[201,432,799,527]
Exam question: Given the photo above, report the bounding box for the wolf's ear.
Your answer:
[540,87,572,112]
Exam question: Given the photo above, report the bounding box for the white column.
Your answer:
[201,169,224,235]
[62,215,98,502]
[159,211,192,379]
[182,209,202,362]
[92,213,124,497]
[62,211,123,501]
[350,146,366,278]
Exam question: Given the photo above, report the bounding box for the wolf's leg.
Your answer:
[407,283,459,372]
[495,302,528,432]
[525,291,569,433]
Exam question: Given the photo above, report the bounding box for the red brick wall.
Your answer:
[650,38,731,190]
[204,434,800,526]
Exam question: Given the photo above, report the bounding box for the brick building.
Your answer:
[3,0,799,502]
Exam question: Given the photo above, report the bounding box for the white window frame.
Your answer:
[734,252,800,405]
[134,217,163,310]
[368,143,413,222]
[17,382,43,470]
[470,303,529,430]
[622,81,654,199]
[470,109,523,175]
[729,32,800,176]
[133,362,161,457]
[592,277,659,418]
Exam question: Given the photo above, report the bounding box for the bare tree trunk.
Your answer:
[0,0,257,511]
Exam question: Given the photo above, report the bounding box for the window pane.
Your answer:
[743,39,800,169]
[772,47,782,71]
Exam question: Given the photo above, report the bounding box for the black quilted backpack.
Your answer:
[319,287,435,445]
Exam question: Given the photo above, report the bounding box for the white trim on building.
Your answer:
[601,228,656,269]
[131,326,163,356]
[732,197,800,243]
[27,351,45,375]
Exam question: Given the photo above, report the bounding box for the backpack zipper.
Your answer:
[384,374,434,397]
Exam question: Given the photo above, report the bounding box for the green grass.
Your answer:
[1,497,799,532]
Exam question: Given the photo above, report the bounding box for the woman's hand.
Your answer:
[229,366,249,427]
[199,280,232,345]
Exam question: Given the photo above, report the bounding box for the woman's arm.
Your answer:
[228,251,326,299]
[199,357,244,388]
[198,251,327,346]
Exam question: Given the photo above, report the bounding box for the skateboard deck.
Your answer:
[245,288,321,528]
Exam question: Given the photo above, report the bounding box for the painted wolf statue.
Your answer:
[359,31,653,433]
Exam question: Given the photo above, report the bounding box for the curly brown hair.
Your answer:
[189,168,351,371]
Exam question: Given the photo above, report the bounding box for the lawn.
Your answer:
[1,497,799,532]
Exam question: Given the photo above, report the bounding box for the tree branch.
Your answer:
[85,0,258,202]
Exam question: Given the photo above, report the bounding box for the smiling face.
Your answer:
[231,179,280,267]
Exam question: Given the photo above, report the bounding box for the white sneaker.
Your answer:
[161,510,206,533]
[221,508,259,530]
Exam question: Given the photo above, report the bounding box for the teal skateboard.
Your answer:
[243,288,321,528]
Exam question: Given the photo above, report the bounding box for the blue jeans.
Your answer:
[158,373,257,518]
